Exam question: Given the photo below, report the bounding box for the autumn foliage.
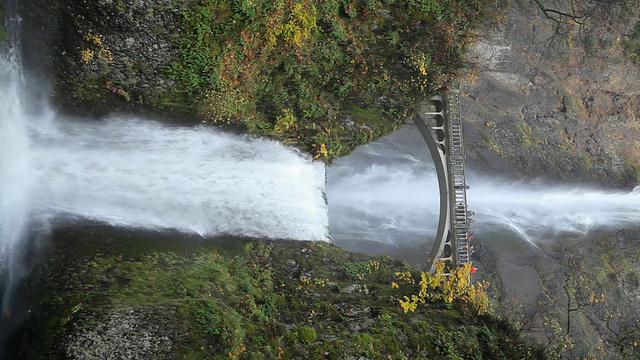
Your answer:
[168,0,501,161]
[395,262,490,315]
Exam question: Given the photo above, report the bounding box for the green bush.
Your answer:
[295,326,318,344]
[623,21,640,61]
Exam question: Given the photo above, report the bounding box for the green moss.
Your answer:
[480,128,504,158]
[16,224,545,359]
[295,326,317,344]
[623,21,640,62]
[515,121,535,147]
[563,88,587,121]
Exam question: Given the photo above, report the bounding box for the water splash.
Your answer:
[328,127,439,246]
[27,115,329,241]
[327,125,640,247]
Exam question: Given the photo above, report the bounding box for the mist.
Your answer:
[327,126,640,249]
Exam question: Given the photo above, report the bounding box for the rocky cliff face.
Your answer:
[462,0,640,187]
[20,0,194,117]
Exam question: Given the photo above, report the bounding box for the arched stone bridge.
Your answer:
[412,88,473,274]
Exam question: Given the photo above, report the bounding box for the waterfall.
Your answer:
[1,85,329,245]
[29,116,329,240]
[0,5,30,262]
[0,3,34,354]
[327,126,640,247]
[0,7,329,253]
[0,64,328,247]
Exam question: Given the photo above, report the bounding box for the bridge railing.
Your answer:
[446,89,472,267]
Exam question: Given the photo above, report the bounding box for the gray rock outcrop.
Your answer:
[463,0,640,187]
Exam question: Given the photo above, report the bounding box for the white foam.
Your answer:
[0,44,31,253]
[29,116,329,241]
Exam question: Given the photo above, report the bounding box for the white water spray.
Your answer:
[469,178,640,245]
[327,126,640,247]
[28,115,329,240]
[0,33,30,262]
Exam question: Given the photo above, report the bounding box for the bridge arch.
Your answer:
[412,89,472,273]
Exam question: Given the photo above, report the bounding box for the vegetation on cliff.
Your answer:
[165,0,499,161]
[26,0,500,162]
[16,225,545,359]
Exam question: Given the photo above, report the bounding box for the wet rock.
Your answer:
[21,0,194,117]
[64,306,178,360]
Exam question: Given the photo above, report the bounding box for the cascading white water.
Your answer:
[0,44,328,244]
[0,33,31,260]
[328,126,439,246]
[327,125,640,247]
[465,177,640,245]
[28,115,329,240]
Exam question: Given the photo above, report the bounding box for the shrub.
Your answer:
[295,326,317,344]
[396,262,490,315]
[166,0,502,161]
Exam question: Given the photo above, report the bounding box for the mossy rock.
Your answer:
[21,0,501,161]
[10,223,546,359]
